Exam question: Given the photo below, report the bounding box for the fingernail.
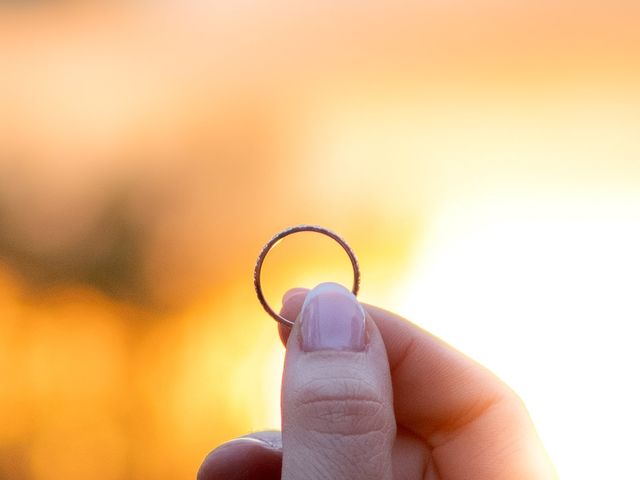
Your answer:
[215,437,268,452]
[282,287,308,306]
[299,282,366,352]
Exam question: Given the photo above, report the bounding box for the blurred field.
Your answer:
[1,2,640,479]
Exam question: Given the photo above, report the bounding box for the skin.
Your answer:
[198,287,557,480]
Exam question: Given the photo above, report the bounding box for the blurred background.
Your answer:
[1,2,639,479]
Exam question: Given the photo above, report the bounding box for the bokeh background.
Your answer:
[1,2,639,479]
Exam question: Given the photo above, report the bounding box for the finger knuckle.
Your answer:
[292,374,390,438]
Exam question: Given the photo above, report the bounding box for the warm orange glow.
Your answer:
[1,2,639,479]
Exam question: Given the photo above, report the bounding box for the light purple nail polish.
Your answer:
[300,282,366,352]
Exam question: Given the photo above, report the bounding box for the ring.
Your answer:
[253,225,361,327]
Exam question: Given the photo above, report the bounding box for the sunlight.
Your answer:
[397,193,640,479]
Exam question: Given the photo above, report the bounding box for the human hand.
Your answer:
[198,282,556,479]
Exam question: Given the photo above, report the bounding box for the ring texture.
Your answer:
[253,225,361,327]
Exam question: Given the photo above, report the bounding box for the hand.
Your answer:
[198,283,556,479]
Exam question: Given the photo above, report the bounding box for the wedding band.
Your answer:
[253,225,361,327]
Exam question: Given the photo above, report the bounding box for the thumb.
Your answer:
[280,282,396,480]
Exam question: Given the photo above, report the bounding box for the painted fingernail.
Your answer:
[299,282,366,352]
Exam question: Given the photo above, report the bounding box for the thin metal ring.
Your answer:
[253,225,361,327]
